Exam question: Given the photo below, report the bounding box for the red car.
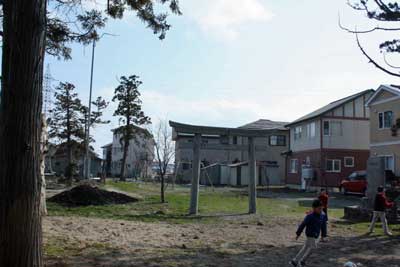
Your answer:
[340,171,367,195]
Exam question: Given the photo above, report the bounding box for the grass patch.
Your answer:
[46,181,347,224]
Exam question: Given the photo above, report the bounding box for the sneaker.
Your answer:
[386,232,393,236]
[289,260,298,267]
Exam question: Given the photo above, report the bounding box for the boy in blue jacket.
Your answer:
[290,199,327,267]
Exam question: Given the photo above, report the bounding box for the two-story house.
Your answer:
[285,89,374,189]
[173,119,289,185]
[366,85,400,177]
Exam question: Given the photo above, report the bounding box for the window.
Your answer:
[323,121,330,136]
[323,121,342,136]
[326,159,341,173]
[381,155,395,172]
[269,135,286,146]
[232,136,238,145]
[307,122,316,138]
[290,159,298,173]
[294,126,302,140]
[344,157,354,167]
[378,111,393,129]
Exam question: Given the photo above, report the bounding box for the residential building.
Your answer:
[285,89,374,189]
[46,141,102,178]
[102,126,155,178]
[173,119,289,185]
[366,85,400,177]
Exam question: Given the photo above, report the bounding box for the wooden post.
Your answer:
[248,136,257,214]
[189,133,201,215]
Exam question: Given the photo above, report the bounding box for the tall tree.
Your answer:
[0,1,47,266]
[48,82,85,183]
[153,119,175,203]
[0,1,180,266]
[112,75,150,181]
[342,0,400,77]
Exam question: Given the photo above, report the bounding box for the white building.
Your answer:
[102,126,155,178]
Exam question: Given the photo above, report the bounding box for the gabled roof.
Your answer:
[238,119,288,131]
[365,84,400,106]
[286,89,374,127]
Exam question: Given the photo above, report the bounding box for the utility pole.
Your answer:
[84,39,96,179]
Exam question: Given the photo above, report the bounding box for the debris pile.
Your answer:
[48,184,138,207]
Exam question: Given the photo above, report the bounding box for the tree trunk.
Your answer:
[120,136,129,181]
[0,0,47,266]
[160,173,165,203]
[66,89,73,184]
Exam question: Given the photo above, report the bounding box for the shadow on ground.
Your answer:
[45,234,400,267]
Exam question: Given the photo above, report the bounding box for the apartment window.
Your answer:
[294,126,302,140]
[379,111,393,129]
[290,159,299,173]
[269,135,286,146]
[326,159,341,173]
[307,122,316,138]
[220,135,229,145]
[344,157,355,167]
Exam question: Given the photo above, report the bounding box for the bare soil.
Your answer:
[44,215,400,267]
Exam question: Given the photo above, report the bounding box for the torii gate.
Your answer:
[170,121,272,215]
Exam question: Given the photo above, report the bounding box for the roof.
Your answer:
[286,89,374,127]
[365,84,400,106]
[238,119,288,131]
[101,143,113,149]
[170,121,282,138]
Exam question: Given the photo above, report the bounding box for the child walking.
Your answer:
[318,188,329,220]
[290,199,327,267]
[368,186,393,236]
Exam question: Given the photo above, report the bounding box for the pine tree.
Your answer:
[112,75,150,181]
[48,82,85,183]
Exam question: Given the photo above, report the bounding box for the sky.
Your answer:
[46,0,400,154]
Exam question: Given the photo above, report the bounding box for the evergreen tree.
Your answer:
[48,82,85,182]
[0,1,180,266]
[112,75,150,181]
[343,1,400,77]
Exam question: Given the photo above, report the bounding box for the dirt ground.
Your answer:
[44,215,400,267]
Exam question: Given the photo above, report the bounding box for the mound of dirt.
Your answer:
[48,184,139,207]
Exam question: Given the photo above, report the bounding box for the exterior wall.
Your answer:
[369,95,400,176]
[174,131,289,185]
[322,119,370,150]
[110,132,155,178]
[286,149,369,187]
[369,98,400,144]
[370,144,400,177]
[289,120,321,152]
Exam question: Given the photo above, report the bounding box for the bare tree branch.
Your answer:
[356,33,400,77]
[383,52,400,69]
[339,14,400,33]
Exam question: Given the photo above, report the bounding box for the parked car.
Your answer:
[340,171,367,195]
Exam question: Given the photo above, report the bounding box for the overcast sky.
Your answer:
[46,0,400,154]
